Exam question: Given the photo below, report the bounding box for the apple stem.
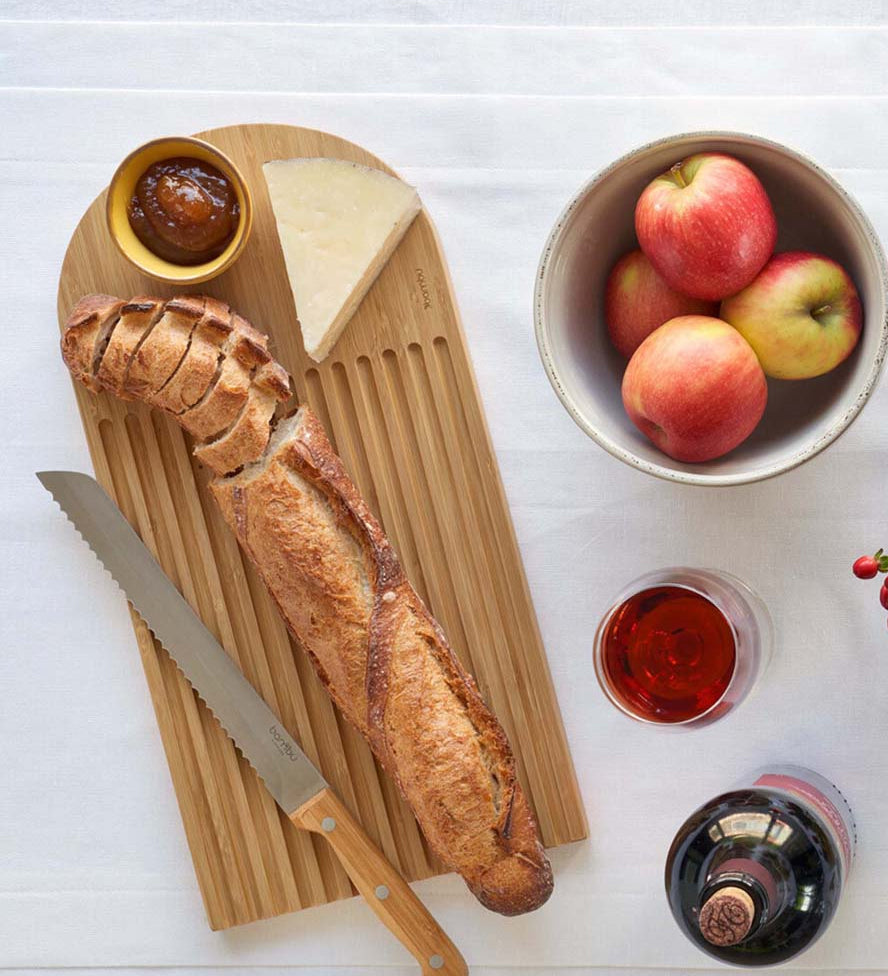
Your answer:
[812,303,832,318]
[669,161,688,189]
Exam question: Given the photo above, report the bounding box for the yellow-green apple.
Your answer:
[634,153,777,301]
[605,249,718,357]
[622,315,767,462]
[720,251,862,379]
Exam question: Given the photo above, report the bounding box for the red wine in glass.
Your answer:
[594,568,771,728]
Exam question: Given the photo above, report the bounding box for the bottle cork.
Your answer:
[698,886,756,947]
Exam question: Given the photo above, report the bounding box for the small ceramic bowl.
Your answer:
[106,135,253,285]
[535,131,888,486]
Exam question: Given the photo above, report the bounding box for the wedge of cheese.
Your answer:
[262,157,422,363]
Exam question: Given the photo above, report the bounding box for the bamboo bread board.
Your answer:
[57,123,587,930]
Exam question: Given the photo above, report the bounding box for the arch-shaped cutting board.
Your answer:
[57,123,586,930]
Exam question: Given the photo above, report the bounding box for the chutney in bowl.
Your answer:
[106,136,253,285]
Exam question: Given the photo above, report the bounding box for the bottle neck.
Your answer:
[709,855,779,910]
[698,859,776,949]
[698,885,759,947]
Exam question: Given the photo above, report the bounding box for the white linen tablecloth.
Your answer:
[4,2,888,973]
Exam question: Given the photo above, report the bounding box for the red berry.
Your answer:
[880,584,888,610]
[854,555,879,579]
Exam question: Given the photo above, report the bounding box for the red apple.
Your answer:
[720,251,862,379]
[622,315,768,463]
[605,249,718,357]
[634,153,777,301]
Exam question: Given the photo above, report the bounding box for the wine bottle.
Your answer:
[665,765,855,966]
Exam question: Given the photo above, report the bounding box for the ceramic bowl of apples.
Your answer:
[535,132,888,486]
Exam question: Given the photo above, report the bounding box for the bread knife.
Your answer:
[38,470,468,976]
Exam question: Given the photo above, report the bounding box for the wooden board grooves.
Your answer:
[58,123,586,930]
[376,348,479,683]
[403,342,537,791]
[429,334,580,835]
[353,355,432,607]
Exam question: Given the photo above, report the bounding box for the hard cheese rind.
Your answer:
[262,157,421,362]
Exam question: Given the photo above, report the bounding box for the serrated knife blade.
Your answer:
[37,469,326,815]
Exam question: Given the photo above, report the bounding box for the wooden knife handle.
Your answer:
[292,788,468,975]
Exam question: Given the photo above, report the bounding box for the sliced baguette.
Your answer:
[61,294,125,391]
[146,295,208,409]
[178,314,270,442]
[124,297,204,402]
[192,361,291,476]
[95,297,165,397]
[60,295,554,916]
[159,297,233,413]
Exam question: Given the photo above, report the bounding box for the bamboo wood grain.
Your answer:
[56,123,586,929]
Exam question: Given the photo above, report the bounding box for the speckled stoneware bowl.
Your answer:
[535,131,888,486]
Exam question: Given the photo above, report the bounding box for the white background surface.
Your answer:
[3,2,888,973]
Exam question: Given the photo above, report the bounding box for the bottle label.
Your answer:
[751,768,855,880]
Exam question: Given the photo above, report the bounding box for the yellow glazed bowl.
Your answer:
[106,135,253,285]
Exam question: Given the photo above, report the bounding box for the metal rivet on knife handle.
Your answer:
[293,786,468,975]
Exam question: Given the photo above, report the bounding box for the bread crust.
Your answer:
[62,294,553,916]
[159,297,233,412]
[178,314,270,441]
[147,295,209,412]
[126,297,204,402]
[211,408,553,915]
[193,362,292,476]
[95,297,165,397]
[61,294,125,391]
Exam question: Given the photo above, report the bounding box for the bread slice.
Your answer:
[95,297,165,397]
[192,361,291,476]
[123,296,204,402]
[145,295,208,409]
[262,158,421,362]
[61,294,125,391]
[159,297,233,413]
[178,314,271,442]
